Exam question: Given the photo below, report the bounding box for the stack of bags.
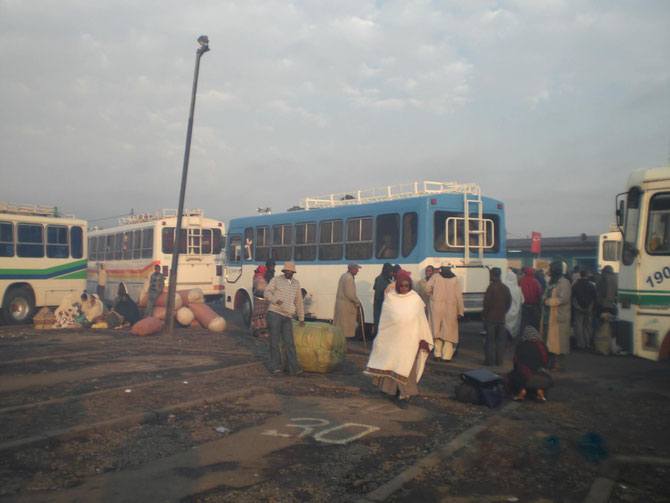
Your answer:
[132,288,226,335]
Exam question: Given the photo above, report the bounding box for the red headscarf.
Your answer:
[254,265,267,278]
[394,269,413,292]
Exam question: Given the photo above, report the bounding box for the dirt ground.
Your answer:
[0,306,669,502]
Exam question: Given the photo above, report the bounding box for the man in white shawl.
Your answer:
[503,270,524,340]
[364,270,434,409]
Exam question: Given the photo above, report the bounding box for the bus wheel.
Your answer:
[236,291,252,327]
[3,288,35,324]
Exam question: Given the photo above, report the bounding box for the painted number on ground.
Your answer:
[262,418,380,445]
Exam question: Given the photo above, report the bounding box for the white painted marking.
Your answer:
[313,423,381,445]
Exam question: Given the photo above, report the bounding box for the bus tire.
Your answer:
[3,287,35,324]
[235,290,252,328]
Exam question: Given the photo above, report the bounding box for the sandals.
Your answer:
[512,389,527,401]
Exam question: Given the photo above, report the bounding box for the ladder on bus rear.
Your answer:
[183,210,204,255]
[463,190,484,265]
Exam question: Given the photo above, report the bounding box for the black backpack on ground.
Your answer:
[454,369,504,408]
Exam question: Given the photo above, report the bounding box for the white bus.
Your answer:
[224,182,507,327]
[0,202,87,323]
[87,209,225,303]
[598,230,622,273]
[616,166,670,360]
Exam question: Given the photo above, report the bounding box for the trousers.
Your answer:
[267,311,302,375]
[485,321,507,366]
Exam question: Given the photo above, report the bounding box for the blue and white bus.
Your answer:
[223,182,507,327]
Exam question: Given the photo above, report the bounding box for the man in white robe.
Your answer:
[364,270,434,409]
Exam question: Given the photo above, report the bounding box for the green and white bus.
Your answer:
[0,203,87,323]
[616,167,670,360]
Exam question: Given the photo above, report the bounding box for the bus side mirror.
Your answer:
[616,199,624,228]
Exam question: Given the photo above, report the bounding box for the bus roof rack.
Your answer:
[0,202,72,218]
[118,209,204,225]
[300,181,481,209]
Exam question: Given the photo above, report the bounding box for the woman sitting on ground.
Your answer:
[364,270,434,409]
[504,325,553,402]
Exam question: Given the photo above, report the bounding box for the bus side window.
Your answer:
[123,231,133,259]
[88,235,96,261]
[96,236,105,261]
[17,223,44,258]
[375,213,399,259]
[346,217,373,260]
[228,235,242,263]
[272,224,292,261]
[213,228,223,255]
[646,193,670,254]
[623,187,641,266]
[141,228,153,259]
[162,227,175,254]
[114,233,124,260]
[46,225,69,258]
[0,221,14,257]
[133,230,142,259]
[105,234,114,261]
[402,212,418,257]
[319,220,343,261]
[244,227,253,260]
[71,226,84,259]
[295,222,317,261]
[255,226,270,261]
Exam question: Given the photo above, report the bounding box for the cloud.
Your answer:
[0,0,668,236]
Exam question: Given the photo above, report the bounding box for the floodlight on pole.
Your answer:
[164,36,210,334]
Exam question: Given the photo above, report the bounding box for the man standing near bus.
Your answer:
[425,262,464,360]
[97,263,107,303]
[145,264,165,318]
[264,261,305,376]
[334,262,362,339]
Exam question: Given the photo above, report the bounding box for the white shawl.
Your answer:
[364,290,434,384]
[504,270,524,338]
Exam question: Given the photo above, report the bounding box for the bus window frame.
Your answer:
[622,187,641,266]
[0,221,14,257]
[228,234,243,264]
[294,221,317,261]
[255,226,270,262]
[375,213,399,260]
[46,224,69,258]
[272,223,293,261]
[402,211,418,257]
[70,226,84,259]
[141,228,153,259]
[319,219,343,261]
[346,217,373,260]
[645,192,670,255]
[434,211,499,254]
[17,223,44,258]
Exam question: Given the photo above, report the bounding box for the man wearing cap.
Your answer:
[425,262,464,361]
[334,262,362,339]
[264,261,305,376]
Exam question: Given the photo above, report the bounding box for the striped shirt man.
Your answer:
[265,275,305,321]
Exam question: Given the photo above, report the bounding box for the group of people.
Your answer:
[53,285,141,329]
[247,256,617,409]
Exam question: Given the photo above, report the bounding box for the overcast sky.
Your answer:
[1,0,668,238]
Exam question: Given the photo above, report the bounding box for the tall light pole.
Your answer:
[165,35,210,334]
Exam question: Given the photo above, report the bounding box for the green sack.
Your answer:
[291,321,346,373]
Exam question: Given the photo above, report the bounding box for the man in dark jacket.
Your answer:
[482,267,512,366]
[372,263,394,335]
[519,267,543,330]
[572,270,597,349]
